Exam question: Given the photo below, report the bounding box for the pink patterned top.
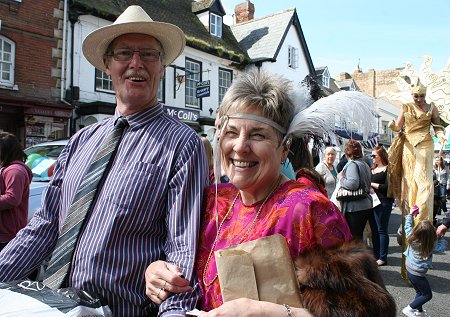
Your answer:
[196,180,351,310]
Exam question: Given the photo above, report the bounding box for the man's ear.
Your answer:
[159,64,166,77]
[104,57,111,75]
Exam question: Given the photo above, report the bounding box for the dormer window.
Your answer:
[210,13,222,37]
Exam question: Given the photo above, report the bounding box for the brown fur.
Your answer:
[294,240,396,317]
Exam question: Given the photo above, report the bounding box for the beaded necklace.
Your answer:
[202,174,283,287]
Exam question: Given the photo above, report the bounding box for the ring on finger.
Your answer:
[162,280,168,292]
[157,287,163,299]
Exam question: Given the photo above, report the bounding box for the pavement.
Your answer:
[377,206,450,317]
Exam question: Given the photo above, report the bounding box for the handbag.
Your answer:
[336,161,367,201]
[336,187,366,201]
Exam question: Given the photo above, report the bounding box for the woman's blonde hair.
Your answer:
[407,220,437,259]
[217,71,294,133]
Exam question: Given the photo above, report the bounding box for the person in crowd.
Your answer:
[281,158,296,180]
[0,6,208,316]
[201,136,215,184]
[388,82,445,221]
[431,169,442,226]
[337,139,374,240]
[436,217,450,237]
[144,71,352,316]
[402,210,447,317]
[289,137,327,197]
[369,145,394,266]
[336,153,348,173]
[315,146,337,199]
[433,156,449,216]
[0,133,32,252]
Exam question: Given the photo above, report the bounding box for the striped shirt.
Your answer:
[0,104,209,316]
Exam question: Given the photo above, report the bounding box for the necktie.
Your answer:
[42,117,128,289]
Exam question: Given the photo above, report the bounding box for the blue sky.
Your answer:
[223,0,450,77]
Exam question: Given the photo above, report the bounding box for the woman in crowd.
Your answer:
[338,139,374,240]
[0,132,32,252]
[144,71,351,316]
[433,156,448,216]
[315,146,337,199]
[370,145,394,266]
[289,136,327,197]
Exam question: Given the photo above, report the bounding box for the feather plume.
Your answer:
[290,75,322,113]
[286,90,377,141]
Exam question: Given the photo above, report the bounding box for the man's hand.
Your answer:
[144,260,191,305]
[437,224,448,237]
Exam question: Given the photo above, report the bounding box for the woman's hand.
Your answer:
[200,298,313,317]
[144,260,192,305]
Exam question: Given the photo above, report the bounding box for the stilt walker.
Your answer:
[387,80,446,279]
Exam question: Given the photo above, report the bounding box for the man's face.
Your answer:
[105,33,165,115]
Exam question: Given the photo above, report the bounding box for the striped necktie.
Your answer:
[42,116,128,289]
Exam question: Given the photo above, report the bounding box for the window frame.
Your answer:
[158,74,165,103]
[94,68,114,93]
[288,46,298,69]
[210,13,223,38]
[218,68,232,104]
[185,58,202,109]
[0,35,15,88]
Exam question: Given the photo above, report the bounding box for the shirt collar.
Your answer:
[115,103,163,130]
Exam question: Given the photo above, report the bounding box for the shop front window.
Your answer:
[25,115,67,148]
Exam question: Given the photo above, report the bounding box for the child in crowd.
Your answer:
[402,206,447,317]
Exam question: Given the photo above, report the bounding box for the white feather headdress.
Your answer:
[286,90,377,143]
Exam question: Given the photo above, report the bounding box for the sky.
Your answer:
[222,0,450,78]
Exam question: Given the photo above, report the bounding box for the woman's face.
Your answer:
[220,109,287,198]
[435,157,441,166]
[412,93,426,107]
[371,151,381,165]
[325,149,336,165]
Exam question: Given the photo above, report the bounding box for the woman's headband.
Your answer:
[218,113,287,135]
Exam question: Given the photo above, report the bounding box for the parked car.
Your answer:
[24,139,68,220]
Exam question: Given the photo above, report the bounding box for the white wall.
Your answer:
[260,24,311,83]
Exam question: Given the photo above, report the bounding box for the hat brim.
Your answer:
[82,21,186,72]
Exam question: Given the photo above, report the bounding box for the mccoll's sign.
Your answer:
[164,106,199,122]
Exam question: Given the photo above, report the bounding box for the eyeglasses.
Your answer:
[413,94,425,98]
[108,48,161,62]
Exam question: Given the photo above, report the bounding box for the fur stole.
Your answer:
[294,240,396,317]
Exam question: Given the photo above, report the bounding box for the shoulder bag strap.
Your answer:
[351,161,364,191]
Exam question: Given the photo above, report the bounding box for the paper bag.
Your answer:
[215,234,301,307]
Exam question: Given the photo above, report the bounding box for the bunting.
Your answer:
[361,136,379,149]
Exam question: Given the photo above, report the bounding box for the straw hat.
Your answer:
[82,5,186,71]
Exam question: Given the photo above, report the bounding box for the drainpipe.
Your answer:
[60,0,72,136]
[60,0,70,105]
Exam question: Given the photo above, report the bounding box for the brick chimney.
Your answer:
[235,0,255,24]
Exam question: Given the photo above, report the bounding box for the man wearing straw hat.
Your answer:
[0,5,208,316]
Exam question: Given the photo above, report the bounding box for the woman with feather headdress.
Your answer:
[143,71,394,317]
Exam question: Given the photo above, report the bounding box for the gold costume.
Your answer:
[388,103,434,221]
